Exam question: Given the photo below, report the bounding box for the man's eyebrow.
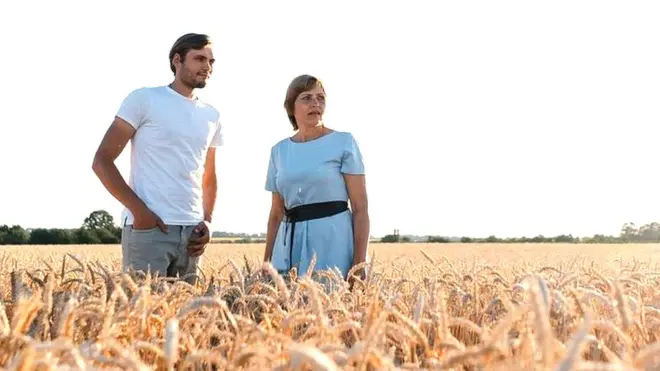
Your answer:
[196,55,215,63]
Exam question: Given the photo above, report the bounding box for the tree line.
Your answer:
[0,210,121,245]
[379,221,660,244]
[2,210,660,245]
[0,209,268,245]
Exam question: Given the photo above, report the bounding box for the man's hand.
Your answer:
[132,207,168,233]
[188,221,211,257]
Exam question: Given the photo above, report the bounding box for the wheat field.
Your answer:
[0,242,659,370]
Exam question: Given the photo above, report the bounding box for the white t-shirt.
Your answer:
[115,85,223,227]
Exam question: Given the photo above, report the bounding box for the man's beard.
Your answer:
[185,79,206,89]
[184,71,207,89]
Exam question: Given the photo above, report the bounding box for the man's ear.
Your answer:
[172,53,181,69]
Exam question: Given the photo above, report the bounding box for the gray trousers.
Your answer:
[121,224,202,284]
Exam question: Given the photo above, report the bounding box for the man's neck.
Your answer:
[169,80,195,99]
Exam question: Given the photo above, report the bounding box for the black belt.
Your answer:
[282,201,348,271]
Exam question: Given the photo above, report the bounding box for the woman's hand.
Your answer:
[347,260,367,291]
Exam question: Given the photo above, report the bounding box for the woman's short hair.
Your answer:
[284,75,325,130]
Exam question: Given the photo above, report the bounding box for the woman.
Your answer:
[263,74,370,283]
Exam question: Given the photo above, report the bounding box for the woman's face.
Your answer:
[293,85,326,129]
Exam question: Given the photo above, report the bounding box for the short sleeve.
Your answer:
[210,119,224,147]
[340,133,365,175]
[265,147,278,192]
[116,88,148,129]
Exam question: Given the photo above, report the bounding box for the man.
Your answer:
[92,33,222,283]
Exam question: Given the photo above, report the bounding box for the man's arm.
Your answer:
[92,117,162,230]
[187,147,218,255]
[202,147,218,223]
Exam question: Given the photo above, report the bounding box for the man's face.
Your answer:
[176,45,215,89]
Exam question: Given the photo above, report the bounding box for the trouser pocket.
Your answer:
[130,226,160,233]
[122,226,173,276]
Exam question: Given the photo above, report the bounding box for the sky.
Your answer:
[0,1,659,238]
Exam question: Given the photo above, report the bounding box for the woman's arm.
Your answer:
[345,174,370,268]
[263,192,285,262]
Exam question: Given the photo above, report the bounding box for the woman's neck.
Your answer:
[297,124,326,142]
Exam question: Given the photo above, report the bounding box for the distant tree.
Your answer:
[79,210,121,243]
[530,235,546,243]
[485,235,499,243]
[95,228,121,244]
[616,221,660,243]
[380,234,399,243]
[7,225,29,244]
[584,234,620,244]
[29,228,74,245]
[0,225,29,245]
[620,222,638,242]
[427,235,449,243]
[74,228,102,244]
[82,210,117,231]
[639,222,660,242]
[554,234,577,243]
[0,225,6,244]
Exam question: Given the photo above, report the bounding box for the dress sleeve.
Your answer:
[340,133,366,175]
[265,147,278,192]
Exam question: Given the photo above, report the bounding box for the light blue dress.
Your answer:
[265,130,365,279]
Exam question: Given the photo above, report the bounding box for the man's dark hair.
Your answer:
[169,33,212,75]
